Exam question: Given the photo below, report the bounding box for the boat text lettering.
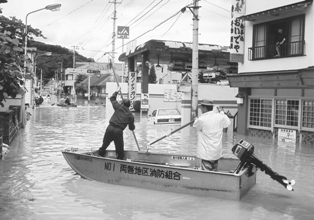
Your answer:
[120,164,181,180]
[75,155,92,162]
[171,156,195,161]
[104,162,112,171]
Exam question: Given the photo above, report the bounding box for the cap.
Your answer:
[200,99,214,106]
[122,99,130,107]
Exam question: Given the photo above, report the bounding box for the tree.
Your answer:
[30,41,94,84]
[148,65,157,84]
[74,73,88,94]
[0,15,44,107]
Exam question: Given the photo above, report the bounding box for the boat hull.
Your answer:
[62,149,256,200]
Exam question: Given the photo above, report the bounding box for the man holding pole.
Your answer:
[98,87,135,160]
[193,100,231,171]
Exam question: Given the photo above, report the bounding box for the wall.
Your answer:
[239,1,314,73]
[105,82,238,133]
[105,82,179,120]
[246,0,307,14]
[0,96,22,111]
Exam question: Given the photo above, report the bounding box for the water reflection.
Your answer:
[0,101,314,220]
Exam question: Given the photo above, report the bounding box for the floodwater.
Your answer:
[0,99,314,220]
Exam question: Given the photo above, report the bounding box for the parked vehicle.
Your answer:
[150,108,181,124]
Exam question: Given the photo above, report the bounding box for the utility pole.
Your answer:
[72,46,78,68]
[109,0,121,67]
[191,0,199,119]
[41,69,43,92]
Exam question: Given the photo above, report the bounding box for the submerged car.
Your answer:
[150,108,181,124]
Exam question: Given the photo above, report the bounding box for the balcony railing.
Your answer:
[248,41,305,60]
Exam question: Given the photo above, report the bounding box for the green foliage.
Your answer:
[133,100,141,112]
[0,15,43,107]
[30,41,94,85]
[148,65,157,84]
[74,74,88,94]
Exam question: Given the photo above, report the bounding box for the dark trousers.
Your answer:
[98,125,124,159]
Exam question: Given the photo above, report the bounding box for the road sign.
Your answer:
[117,26,129,39]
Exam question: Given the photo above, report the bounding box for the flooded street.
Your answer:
[0,101,314,220]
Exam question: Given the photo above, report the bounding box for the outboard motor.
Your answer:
[232,139,295,191]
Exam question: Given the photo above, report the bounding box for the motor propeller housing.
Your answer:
[232,139,295,191]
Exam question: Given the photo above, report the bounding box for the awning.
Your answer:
[241,0,313,21]
[228,67,314,88]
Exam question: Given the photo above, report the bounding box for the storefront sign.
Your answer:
[230,0,246,63]
[141,93,149,110]
[128,71,137,111]
[278,129,296,143]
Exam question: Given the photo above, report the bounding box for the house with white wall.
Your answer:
[228,0,314,144]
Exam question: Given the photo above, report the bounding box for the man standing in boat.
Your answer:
[193,100,231,171]
[98,87,135,160]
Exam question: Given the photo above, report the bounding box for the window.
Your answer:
[275,100,299,127]
[302,100,314,129]
[249,98,314,131]
[249,98,272,128]
[249,15,305,60]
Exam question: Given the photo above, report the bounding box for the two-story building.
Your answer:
[228,0,314,143]
[64,62,124,95]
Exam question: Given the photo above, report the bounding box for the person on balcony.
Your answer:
[275,28,286,57]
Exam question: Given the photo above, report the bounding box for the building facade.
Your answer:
[64,62,124,95]
[228,0,314,143]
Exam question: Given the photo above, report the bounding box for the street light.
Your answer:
[21,3,61,128]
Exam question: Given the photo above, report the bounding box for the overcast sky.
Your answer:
[1,0,231,62]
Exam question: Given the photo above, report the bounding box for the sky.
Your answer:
[1,0,231,63]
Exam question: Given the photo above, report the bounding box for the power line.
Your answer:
[40,0,96,29]
[132,0,170,29]
[160,11,182,37]
[124,0,156,26]
[116,8,183,52]
[77,3,112,47]
[128,0,164,27]
[203,0,230,13]
[202,7,230,19]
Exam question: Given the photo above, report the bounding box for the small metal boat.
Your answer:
[62,148,257,200]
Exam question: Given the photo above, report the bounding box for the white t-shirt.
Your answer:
[193,109,231,161]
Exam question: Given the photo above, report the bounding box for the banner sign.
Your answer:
[117,26,130,39]
[164,89,182,102]
[230,0,246,63]
[128,71,137,111]
[141,93,149,110]
[278,128,296,143]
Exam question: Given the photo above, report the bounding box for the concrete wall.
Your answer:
[105,82,238,133]
[105,82,180,120]
[0,96,22,111]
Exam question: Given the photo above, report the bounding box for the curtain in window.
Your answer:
[289,17,304,55]
[254,25,266,59]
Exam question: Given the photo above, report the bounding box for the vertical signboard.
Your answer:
[230,0,246,63]
[128,71,137,111]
